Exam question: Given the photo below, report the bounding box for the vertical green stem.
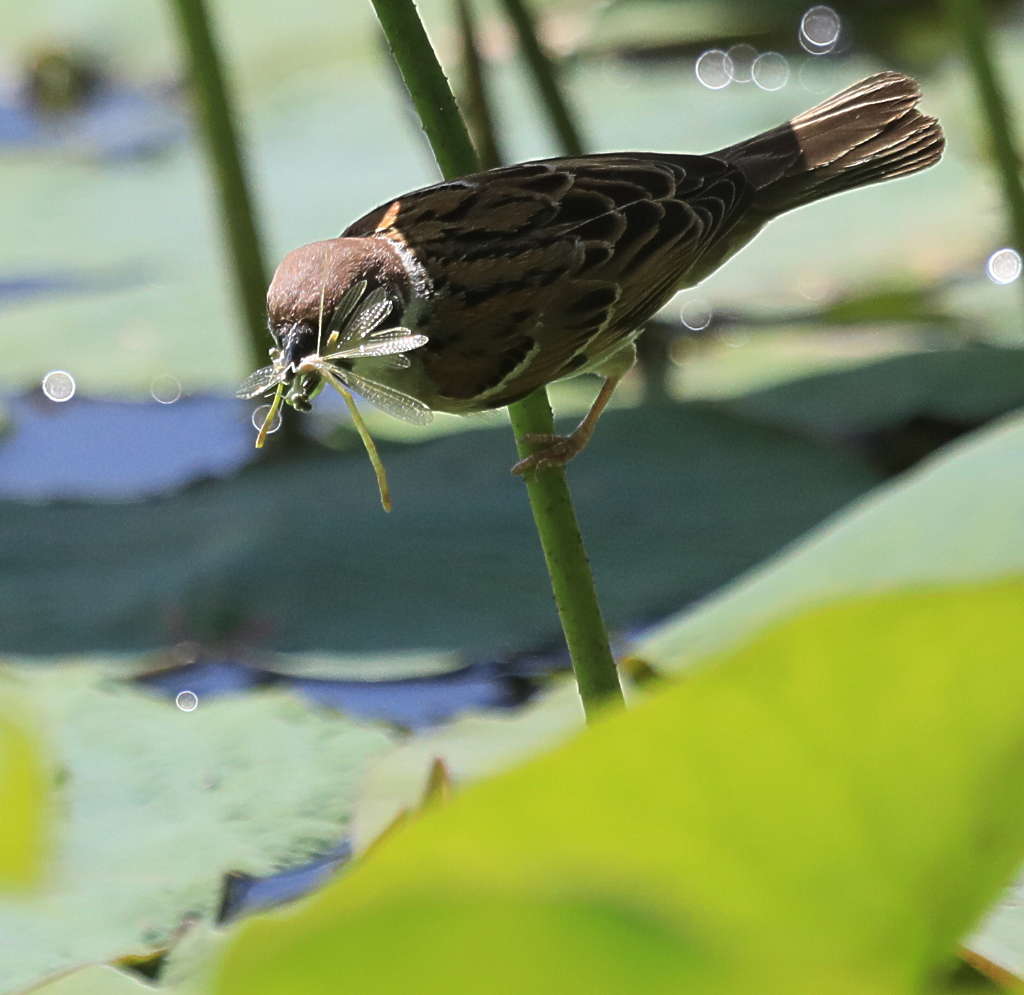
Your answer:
[168,0,271,369]
[370,0,623,717]
[497,0,585,156]
[507,394,624,712]
[945,0,1024,309]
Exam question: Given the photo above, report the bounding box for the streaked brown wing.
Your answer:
[343,155,753,406]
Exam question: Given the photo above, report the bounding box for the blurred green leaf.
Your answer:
[214,579,1024,994]
[0,702,47,891]
[638,408,1024,670]
[725,346,1024,437]
[0,662,392,991]
[722,281,957,329]
[816,283,954,326]
[0,404,880,656]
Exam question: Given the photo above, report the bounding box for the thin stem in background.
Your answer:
[168,0,271,370]
[455,0,505,170]
[370,0,623,718]
[497,0,585,157]
[944,0,1024,311]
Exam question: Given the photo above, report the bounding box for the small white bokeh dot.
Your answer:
[752,52,790,91]
[175,690,199,712]
[680,299,713,331]
[986,247,1023,286]
[150,374,183,404]
[251,403,283,435]
[41,370,76,403]
[799,5,841,54]
[695,50,734,90]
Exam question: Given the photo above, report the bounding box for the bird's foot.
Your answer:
[511,433,586,475]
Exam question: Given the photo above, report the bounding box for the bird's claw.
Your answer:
[511,433,583,475]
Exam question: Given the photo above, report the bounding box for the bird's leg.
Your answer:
[512,343,636,475]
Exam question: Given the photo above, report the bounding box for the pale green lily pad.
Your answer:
[145,918,230,995]
[0,403,881,657]
[725,346,1024,437]
[20,964,155,994]
[0,661,392,993]
[967,895,1024,986]
[262,649,463,681]
[637,410,1024,669]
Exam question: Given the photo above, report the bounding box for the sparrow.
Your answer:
[240,70,943,481]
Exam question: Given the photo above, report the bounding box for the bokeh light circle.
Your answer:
[175,690,199,712]
[680,299,713,331]
[752,52,790,91]
[150,374,183,404]
[725,44,758,84]
[695,50,734,90]
[41,370,76,403]
[986,247,1023,285]
[799,5,841,54]
[252,403,283,435]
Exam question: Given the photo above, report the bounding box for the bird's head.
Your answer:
[237,236,416,413]
[237,235,431,512]
[264,237,410,410]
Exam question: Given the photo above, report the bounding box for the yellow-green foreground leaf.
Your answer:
[215,580,1024,994]
[0,707,47,890]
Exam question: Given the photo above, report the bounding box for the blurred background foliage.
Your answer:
[1,0,1020,397]
[3,0,1024,990]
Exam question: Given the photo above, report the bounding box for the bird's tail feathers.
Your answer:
[714,71,944,215]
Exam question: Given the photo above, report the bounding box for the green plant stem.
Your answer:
[507,394,623,713]
[497,0,585,156]
[945,0,1024,306]
[371,0,623,718]
[168,0,270,370]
